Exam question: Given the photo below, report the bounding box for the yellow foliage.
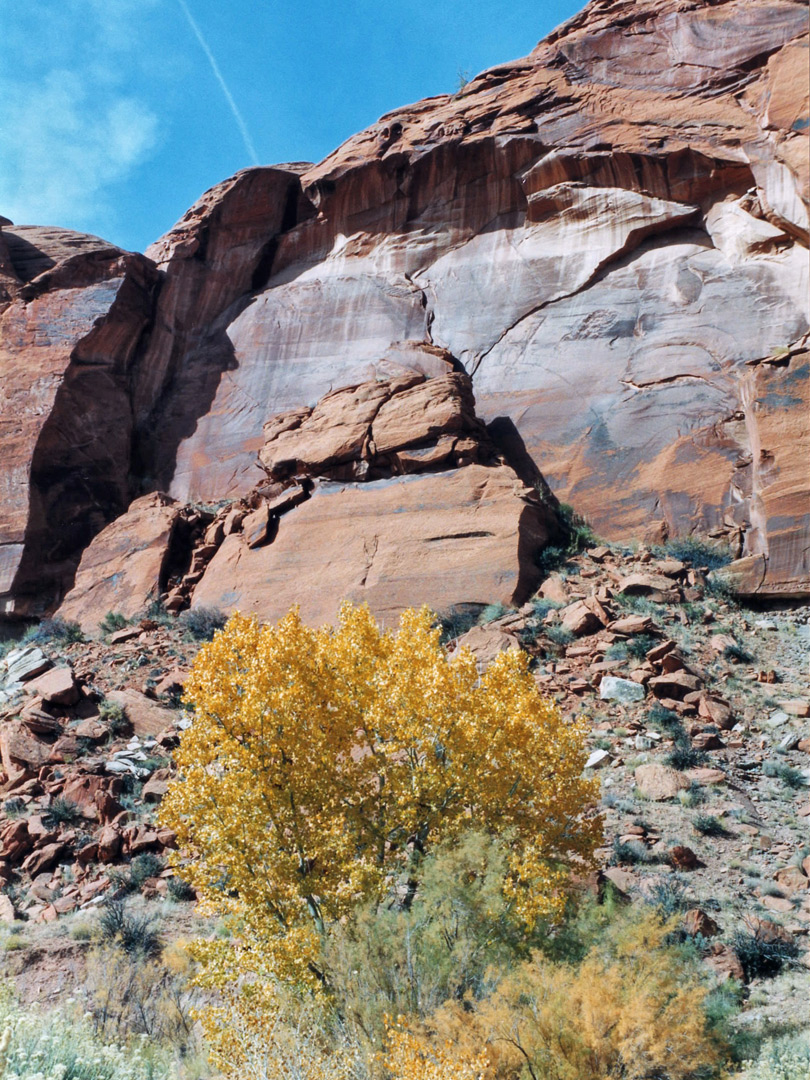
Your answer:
[161,602,600,984]
[385,1018,489,1080]
[412,910,722,1080]
[196,980,362,1080]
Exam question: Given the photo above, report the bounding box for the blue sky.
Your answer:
[1,0,583,253]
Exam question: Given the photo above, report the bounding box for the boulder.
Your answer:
[774,866,809,893]
[142,769,172,803]
[258,372,473,477]
[761,895,793,914]
[634,763,690,801]
[105,689,176,738]
[683,908,721,938]
[454,625,520,667]
[705,944,745,983]
[192,465,558,627]
[154,668,188,697]
[561,600,604,637]
[61,775,121,821]
[124,825,161,855]
[649,671,702,700]
[538,574,569,604]
[96,825,121,863]
[600,677,646,704]
[778,700,810,718]
[21,842,67,877]
[0,820,32,864]
[610,614,655,636]
[5,648,51,685]
[698,695,735,730]
[616,574,679,600]
[0,722,55,781]
[28,666,79,707]
[692,732,725,751]
[0,894,17,923]
[603,867,636,896]
[57,494,182,632]
[585,748,611,770]
[668,845,704,870]
[686,767,726,785]
[242,503,272,549]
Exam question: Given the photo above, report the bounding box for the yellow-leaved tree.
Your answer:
[160,603,601,1074]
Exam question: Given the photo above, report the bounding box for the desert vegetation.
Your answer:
[1,548,807,1078]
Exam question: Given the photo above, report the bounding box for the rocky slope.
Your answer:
[1,0,808,623]
[0,540,808,1036]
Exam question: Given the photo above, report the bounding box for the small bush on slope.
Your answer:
[0,989,171,1080]
[395,909,724,1080]
[738,1031,810,1080]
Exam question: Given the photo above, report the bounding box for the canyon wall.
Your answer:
[1,0,808,622]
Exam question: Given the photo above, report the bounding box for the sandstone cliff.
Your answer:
[1,0,808,623]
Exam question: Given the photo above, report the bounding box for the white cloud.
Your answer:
[0,1,160,239]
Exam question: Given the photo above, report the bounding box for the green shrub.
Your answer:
[605,642,630,661]
[479,602,509,624]
[759,881,787,899]
[530,597,563,619]
[22,616,84,646]
[137,598,174,627]
[666,745,708,771]
[166,875,196,903]
[763,760,806,790]
[724,642,754,664]
[678,782,709,807]
[627,633,658,659]
[740,1032,810,1080]
[692,814,730,837]
[535,503,598,580]
[536,544,569,578]
[100,611,131,635]
[98,898,163,957]
[178,605,228,641]
[3,798,27,819]
[558,501,598,552]
[644,875,690,917]
[69,919,95,941]
[43,796,83,827]
[705,573,739,603]
[98,699,129,736]
[109,853,166,895]
[0,986,174,1078]
[614,593,660,617]
[654,537,732,570]
[545,625,575,647]
[646,702,683,733]
[610,837,657,866]
[436,605,480,644]
[732,928,800,980]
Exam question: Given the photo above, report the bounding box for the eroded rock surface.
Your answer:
[0,227,159,617]
[192,463,555,627]
[141,0,810,597]
[57,494,211,632]
[63,372,561,627]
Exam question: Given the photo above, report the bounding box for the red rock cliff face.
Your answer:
[0,228,158,616]
[1,0,809,617]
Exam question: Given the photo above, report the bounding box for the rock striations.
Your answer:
[1,0,808,624]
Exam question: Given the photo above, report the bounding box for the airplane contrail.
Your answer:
[176,0,260,165]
